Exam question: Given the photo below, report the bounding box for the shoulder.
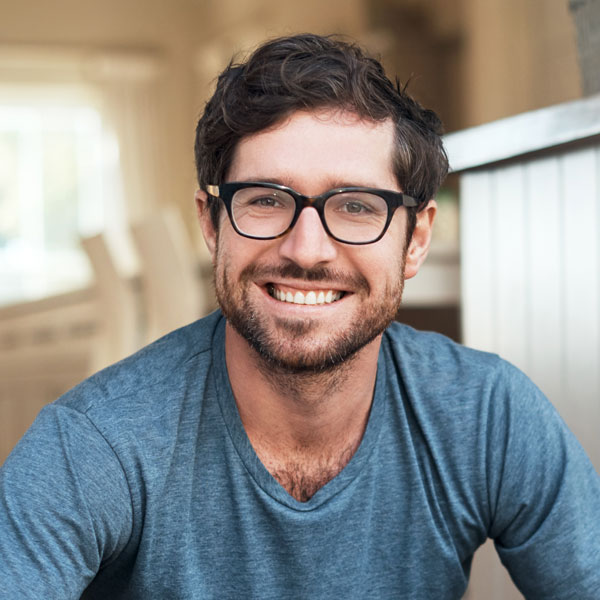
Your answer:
[54,310,225,425]
[381,321,549,445]
[381,321,583,482]
[382,320,508,389]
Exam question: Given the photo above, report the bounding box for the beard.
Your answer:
[214,253,405,375]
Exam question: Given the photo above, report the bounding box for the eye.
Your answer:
[325,192,388,225]
[341,200,372,214]
[251,195,283,208]
[232,187,295,217]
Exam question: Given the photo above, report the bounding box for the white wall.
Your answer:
[460,143,600,471]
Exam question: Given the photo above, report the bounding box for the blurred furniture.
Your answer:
[0,232,137,464]
[80,233,141,371]
[445,93,600,600]
[0,207,209,464]
[0,289,98,463]
[131,206,208,343]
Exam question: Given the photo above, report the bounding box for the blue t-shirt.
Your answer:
[1,311,599,599]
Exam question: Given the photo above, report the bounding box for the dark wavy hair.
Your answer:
[194,33,448,238]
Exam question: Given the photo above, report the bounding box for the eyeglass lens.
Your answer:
[231,186,388,243]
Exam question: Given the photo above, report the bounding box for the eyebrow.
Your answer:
[229,176,390,191]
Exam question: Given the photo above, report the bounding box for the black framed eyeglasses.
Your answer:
[205,182,418,245]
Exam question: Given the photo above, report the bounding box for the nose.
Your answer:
[278,207,338,269]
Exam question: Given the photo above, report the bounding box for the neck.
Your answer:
[224,323,380,500]
[225,323,380,447]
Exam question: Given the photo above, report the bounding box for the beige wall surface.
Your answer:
[0,0,368,230]
[460,0,582,127]
[1,0,203,226]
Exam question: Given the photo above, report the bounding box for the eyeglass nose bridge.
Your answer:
[287,192,332,235]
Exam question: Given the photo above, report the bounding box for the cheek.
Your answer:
[215,231,273,278]
[214,233,237,287]
[358,242,405,286]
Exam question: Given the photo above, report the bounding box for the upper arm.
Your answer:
[487,364,600,598]
[0,404,133,599]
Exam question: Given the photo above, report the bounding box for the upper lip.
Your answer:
[268,281,346,291]
[261,280,350,294]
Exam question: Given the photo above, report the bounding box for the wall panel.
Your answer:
[461,143,600,471]
[525,157,563,402]
[492,164,529,371]
[561,147,600,460]
[460,172,495,350]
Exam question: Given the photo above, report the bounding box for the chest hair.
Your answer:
[260,445,357,502]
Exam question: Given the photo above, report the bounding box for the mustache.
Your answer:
[239,262,370,293]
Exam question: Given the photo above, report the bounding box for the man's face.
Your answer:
[198,109,434,373]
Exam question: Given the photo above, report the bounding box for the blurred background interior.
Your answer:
[0,1,598,598]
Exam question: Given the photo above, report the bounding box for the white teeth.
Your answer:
[269,286,343,305]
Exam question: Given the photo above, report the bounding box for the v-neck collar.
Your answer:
[211,314,387,511]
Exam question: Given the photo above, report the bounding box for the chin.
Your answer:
[226,309,388,375]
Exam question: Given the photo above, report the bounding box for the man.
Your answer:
[1,34,599,599]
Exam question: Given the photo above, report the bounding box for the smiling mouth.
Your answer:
[267,284,345,305]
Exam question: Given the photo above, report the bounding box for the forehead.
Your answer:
[227,109,398,192]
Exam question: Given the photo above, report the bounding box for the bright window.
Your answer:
[0,90,122,305]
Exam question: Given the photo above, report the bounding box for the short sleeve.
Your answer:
[0,403,133,599]
[486,363,600,599]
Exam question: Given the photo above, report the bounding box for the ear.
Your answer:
[195,189,217,260]
[404,200,437,280]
